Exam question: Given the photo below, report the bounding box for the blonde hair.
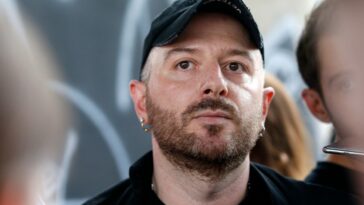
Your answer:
[250,74,314,180]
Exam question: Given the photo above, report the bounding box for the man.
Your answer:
[296,0,364,198]
[85,0,358,204]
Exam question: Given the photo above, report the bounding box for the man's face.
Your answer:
[131,12,273,178]
[316,7,364,143]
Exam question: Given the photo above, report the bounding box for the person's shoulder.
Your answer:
[82,178,133,205]
[252,163,360,205]
[305,161,354,189]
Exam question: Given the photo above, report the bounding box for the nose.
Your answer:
[201,65,228,98]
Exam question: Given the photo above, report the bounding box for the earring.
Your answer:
[258,131,264,138]
[258,123,266,138]
[140,118,151,132]
[261,122,266,131]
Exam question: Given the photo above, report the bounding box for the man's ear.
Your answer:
[302,88,331,123]
[129,80,149,123]
[262,86,275,123]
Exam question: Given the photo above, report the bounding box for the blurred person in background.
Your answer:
[0,4,69,205]
[297,0,364,199]
[250,73,313,180]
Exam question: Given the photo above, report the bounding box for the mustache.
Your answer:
[182,98,239,121]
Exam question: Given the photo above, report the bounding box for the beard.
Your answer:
[146,91,262,181]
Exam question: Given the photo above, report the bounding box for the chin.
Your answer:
[194,135,232,153]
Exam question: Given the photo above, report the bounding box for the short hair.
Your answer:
[296,0,343,93]
[140,57,152,83]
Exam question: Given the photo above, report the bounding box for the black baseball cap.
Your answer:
[140,0,264,78]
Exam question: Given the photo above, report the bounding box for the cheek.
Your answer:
[234,74,263,100]
[322,95,359,138]
[324,90,351,117]
[230,85,262,113]
[326,99,362,133]
[148,76,197,112]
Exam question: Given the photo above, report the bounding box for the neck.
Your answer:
[327,134,364,173]
[151,138,250,205]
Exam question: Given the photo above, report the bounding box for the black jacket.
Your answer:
[84,152,358,205]
[306,161,363,199]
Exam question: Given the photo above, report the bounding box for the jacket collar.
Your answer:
[129,151,287,205]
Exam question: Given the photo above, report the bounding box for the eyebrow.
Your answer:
[223,49,254,62]
[328,71,352,87]
[164,47,198,61]
[164,47,255,63]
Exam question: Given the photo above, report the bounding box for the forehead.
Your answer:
[318,15,364,71]
[317,33,364,92]
[173,12,253,48]
[316,2,364,78]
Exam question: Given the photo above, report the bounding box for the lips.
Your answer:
[193,110,232,120]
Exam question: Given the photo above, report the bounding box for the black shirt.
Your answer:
[305,161,361,197]
[84,152,358,205]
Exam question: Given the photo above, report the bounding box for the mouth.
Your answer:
[193,110,232,120]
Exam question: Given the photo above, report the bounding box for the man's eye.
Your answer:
[338,80,354,91]
[227,62,245,73]
[177,61,193,70]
